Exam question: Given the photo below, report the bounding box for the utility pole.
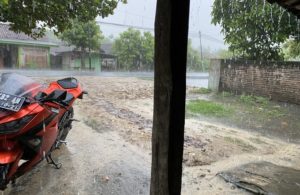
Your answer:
[199,31,204,71]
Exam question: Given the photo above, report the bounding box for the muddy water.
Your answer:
[3,106,151,195]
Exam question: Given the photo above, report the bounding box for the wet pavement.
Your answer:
[0,69,209,88]
[3,106,151,195]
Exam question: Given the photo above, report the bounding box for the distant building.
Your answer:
[50,43,117,71]
[0,23,57,69]
[100,43,117,71]
[50,43,102,71]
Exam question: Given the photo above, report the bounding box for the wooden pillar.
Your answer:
[150,0,190,194]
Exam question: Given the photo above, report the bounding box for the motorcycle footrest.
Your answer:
[55,140,67,149]
[69,118,80,122]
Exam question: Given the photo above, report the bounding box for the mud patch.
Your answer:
[95,100,152,130]
[218,161,300,195]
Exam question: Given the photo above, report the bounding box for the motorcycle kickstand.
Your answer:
[46,153,62,169]
[11,178,16,187]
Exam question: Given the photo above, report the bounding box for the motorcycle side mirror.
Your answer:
[44,90,67,102]
[78,90,88,99]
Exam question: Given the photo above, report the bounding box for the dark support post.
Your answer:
[151,0,190,194]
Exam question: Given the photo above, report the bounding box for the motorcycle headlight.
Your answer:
[0,115,35,134]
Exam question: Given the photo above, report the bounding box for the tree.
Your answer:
[141,32,155,70]
[187,40,202,71]
[0,0,126,37]
[216,49,234,59]
[283,39,300,60]
[113,28,142,70]
[186,40,214,71]
[112,28,154,70]
[212,0,299,60]
[60,20,104,69]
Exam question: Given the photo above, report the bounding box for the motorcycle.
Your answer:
[0,73,86,190]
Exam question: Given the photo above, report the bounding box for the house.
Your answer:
[0,23,57,69]
[51,44,102,71]
[51,43,117,71]
[100,43,117,71]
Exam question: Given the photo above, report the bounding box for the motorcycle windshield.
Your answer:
[0,73,42,117]
[0,73,42,98]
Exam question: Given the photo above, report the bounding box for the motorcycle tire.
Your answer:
[58,107,74,145]
[0,165,9,190]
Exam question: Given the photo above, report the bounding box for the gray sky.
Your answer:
[97,0,226,51]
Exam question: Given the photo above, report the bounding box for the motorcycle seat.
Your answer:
[57,78,78,89]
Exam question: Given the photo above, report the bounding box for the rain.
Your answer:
[0,0,298,194]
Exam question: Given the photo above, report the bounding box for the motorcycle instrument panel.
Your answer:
[0,92,25,112]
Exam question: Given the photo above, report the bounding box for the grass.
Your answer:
[224,136,257,151]
[249,137,267,145]
[237,94,285,118]
[190,87,212,94]
[239,94,269,106]
[187,99,233,117]
[220,91,233,97]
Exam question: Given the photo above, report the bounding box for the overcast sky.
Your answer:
[97,0,226,51]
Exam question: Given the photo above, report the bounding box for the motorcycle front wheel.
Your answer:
[0,164,10,190]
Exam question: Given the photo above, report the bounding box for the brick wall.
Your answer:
[209,59,300,104]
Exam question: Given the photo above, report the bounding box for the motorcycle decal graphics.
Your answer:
[26,113,58,136]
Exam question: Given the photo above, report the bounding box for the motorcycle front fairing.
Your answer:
[0,73,44,165]
[0,73,84,189]
[0,73,43,120]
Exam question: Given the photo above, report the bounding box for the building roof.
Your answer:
[51,42,116,58]
[0,23,58,47]
[268,0,300,18]
[101,43,113,54]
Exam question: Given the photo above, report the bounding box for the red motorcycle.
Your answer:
[0,73,86,190]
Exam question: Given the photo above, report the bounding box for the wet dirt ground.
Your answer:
[4,107,151,195]
[3,76,300,194]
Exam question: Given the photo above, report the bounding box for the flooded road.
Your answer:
[0,69,209,88]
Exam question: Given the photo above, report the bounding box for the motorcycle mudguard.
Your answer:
[0,147,23,164]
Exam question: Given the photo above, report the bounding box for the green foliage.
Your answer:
[220,91,233,97]
[190,87,212,94]
[239,94,269,106]
[60,19,104,69]
[0,0,126,37]
[112,28,154,70]
[141,32,155,69]
[211,0,299,60]
[249,137,267,145]
[187,100,233,117]
[224,137,256,151]
[283,39,300,60]
[187,40,209,71]
[216,49,234,59]
[61,20,103,51]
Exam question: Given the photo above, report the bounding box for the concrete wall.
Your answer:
[18,46,49,68]
[209,59,300,104]
[208,59,221,91]
[74,56,101,71]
